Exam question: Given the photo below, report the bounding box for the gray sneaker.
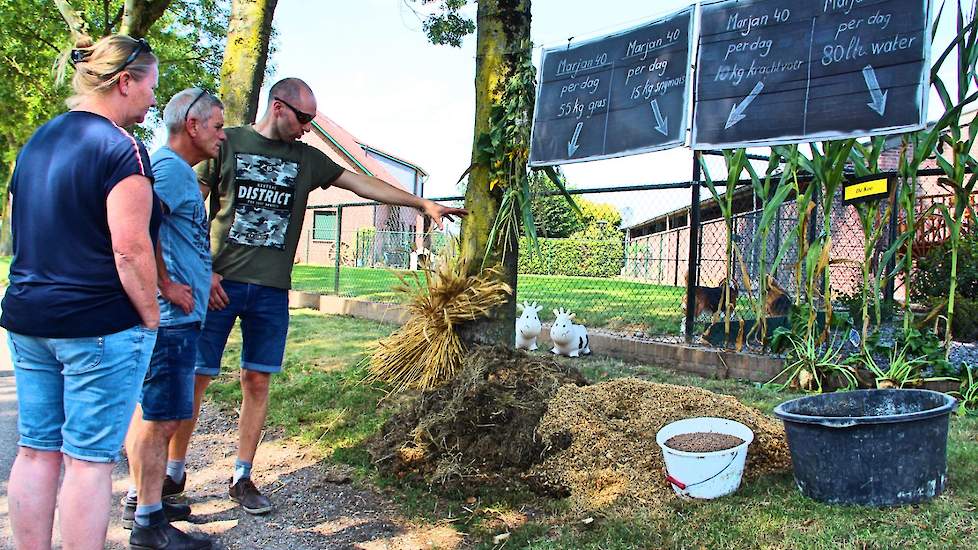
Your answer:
[228,478,272,515]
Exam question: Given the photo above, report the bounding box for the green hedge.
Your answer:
[518,237,624,278]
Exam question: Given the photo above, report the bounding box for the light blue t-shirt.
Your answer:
[152,146,212,326]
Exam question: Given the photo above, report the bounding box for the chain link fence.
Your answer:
[293,182,941,346]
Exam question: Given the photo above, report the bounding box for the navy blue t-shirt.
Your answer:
[0,111,162,338]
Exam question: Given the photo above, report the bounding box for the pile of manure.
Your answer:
[527,377,792,511]
[367,345,587,488]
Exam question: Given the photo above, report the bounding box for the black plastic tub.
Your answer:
[773,389,957,506]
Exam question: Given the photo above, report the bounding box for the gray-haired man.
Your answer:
[122,88,225,550]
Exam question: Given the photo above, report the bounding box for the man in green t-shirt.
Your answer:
[166,78,466,514]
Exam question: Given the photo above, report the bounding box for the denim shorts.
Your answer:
[9,325,157,463]
[195,280,289,377]
[141,322,200,421]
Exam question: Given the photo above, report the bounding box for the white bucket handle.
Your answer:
[665,451,740,493]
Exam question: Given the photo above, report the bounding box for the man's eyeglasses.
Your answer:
[185,88,213,122]
[106,38,152,78]
[273,96,315,125]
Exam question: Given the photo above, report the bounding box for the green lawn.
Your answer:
[208,310,978,550]
[0,256,9,286]
[293,264,688,334]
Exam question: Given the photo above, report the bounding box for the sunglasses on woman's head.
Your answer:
[273,96,315,125]
[105,38,152,78]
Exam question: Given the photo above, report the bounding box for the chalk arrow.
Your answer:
[725,81,764,130]
[650,99,669,136]
[862,65,888,116]
[567,122,583,157]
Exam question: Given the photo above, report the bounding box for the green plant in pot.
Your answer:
[847,328,957,389]
[767,328,858,393]
[952,363,978,416]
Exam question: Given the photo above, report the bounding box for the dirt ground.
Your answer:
[102,403,462,550]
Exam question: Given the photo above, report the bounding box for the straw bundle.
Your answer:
[366,241,512,392]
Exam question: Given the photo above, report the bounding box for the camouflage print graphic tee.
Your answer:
[198,126,344,289]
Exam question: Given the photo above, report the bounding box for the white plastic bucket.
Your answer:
[655,417,754,499]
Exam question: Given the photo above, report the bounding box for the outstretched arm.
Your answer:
[331,170,468,229]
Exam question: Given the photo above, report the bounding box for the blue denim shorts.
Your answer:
[9,325,157,463]
[195,280,289,377]
[141,322,200,421]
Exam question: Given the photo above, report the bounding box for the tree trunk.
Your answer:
[457,0,531,347]
[220,0,279,126]
[53,0,90,42]
[120,0,173,38]
[54,0,172,40]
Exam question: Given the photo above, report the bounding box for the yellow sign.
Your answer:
[844,177,888,202]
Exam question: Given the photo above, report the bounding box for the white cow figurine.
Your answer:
[550,308,591,357]
[515,301,543,350]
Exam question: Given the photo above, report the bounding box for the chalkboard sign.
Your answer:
[529,7,695,167]
[692,0,931,149]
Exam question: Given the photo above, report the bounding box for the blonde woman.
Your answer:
[1,34,162,550]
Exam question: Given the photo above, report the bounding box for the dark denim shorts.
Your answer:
[141,322,200,421]
[194,280,289,377]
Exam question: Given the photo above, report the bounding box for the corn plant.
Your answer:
[699,149,750,346]
[848,136,893,343]
[926,0,978,354]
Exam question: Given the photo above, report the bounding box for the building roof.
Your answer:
[300,112,426,190]
[358,143,429,178]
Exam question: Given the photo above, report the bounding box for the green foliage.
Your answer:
[526,171,622,241]
[206,310,393,459]
[955,364,978,415]
[517,237,624,278]
[207,311,978,550]
[415,0,474,47]
[0,0,227,186]
[847,333,955,389]
[577,199,621,234]
[913,231,978,341]
[913,230,978,301]
[936,295,978,341]
[766,329,856,393]
[475,39,541,259]
[527,170,580,238]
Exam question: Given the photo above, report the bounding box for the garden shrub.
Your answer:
[912,230,978,301]
[518,237,625,278]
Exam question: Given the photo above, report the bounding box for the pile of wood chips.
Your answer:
[529,378,792,511]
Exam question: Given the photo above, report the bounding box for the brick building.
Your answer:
[292,113,428,267]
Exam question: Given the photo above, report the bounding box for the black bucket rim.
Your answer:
[773,389,957,428]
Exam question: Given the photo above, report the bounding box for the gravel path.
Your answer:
[105,403,459,549]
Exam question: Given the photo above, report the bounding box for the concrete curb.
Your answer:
[288,291,785,384]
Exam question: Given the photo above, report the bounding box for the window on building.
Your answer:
[313,210,337,241]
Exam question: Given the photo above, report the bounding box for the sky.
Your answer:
[243,0,967,227]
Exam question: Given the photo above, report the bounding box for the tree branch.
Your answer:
[103,0,110,35]
[54,0,91,42]
[12,23,62,55]
[159,55,210,64]
[120,0,174,38]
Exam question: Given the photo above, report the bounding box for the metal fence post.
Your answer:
[673,229,680,286]
[333,206,343,295]
[685,152,702,343]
